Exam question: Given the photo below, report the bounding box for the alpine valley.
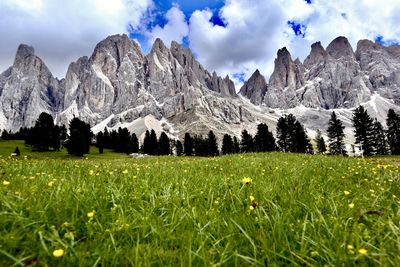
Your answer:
[1,34,400,142]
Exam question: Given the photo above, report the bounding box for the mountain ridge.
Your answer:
[1,34,400,142]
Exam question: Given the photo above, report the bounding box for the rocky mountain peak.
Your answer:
[304,41,327,69]
[239,69,267,105]
[15,44,35,60]
[151,38,169,55]
[326,36,354,60]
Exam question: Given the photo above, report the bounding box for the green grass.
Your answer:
[1,141,400,266]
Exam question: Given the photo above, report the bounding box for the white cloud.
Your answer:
[188,0,288,86]
[145,6,189,48]
[0,0,152,78]
[187,0,400,88]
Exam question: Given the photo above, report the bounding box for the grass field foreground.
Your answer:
[1,144,400,265]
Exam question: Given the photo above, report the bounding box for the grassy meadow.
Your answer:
[1,141,400,266]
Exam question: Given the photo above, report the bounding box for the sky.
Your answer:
[0,0,399,88]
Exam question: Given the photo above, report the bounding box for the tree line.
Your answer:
[2,106,400,156]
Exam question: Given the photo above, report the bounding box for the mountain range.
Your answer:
[1,34,400,142]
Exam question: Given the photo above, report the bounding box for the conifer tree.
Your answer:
[130,133,139,153]
[222,134,234,155]
[352,106,375,156]
[31,112,55,151]
[207,130,219,156]
[233,136,240,153]
[315,129,327,154]
[67,129,86,156]
[327,111,346,155]
[143,130,152,155]
[184,133,193,156]
[254,123,276,152]
[150,130,158,155]
[276,116,289,152]
[68,118,93,154]
[240,130,253,153]
[372,119,387,155]
[96,131,104,154]
[176,140,183,156]
[158,132,170,155]
[386,109,400,155]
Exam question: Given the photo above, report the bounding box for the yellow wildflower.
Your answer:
[347,245,354,250]
[48,181,54,187]
[250,195,255,202]
[87,211,96,218]
[249,206,254,210]
[344,190,350,195]
[3,180,10,186]
[122,169,128,174]
[53,249,65,258]
[358,248,367,255]
[348,203,355,209]
[89,170,94,175]
[242,177,253,185]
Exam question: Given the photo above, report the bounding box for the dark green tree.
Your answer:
[96,131,104,154]
[184,133,193,156]
[222,134,234,155]
[66,117,92,155]
[193,135,209,156]
[176,140,183,156]
[352,106,375,156]
[31,112,55,151]
[372,119,387,155]
[254,123,276,152]
[276,116,289,152]
[143,130,152,155]
[1,130,10,140]
[240,130,253,153]
[315,129,327,154]
[207,130,219,156]
[233,136,240,153]
[130,133,139,154]
[386,109,400,155]
[66,129,86,156]
[158,132,170,155]
[327,111,346,155]
[150,130,158,155]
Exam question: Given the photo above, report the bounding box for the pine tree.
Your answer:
[372,119,387,155]
[150,130,158,155]
[222,134,234,155]
[240,130,253,153]
[352,106,375,156]
[207,131,219,156]
[31,112,55,151]
[176,140,183,156]
[386,109,400,155]
[66,129,86,156]
[276,116,289,152]
[184,133,193,156]
[13,147,20,156]
[143,130,152,155]
[130,133,139,153]
[193,135,208,156]
[254,123,276,152]
[315,129,327,154]
[158,132,170,155]
[327,111,346,155]
[68,117,92,154]
[233,136,240,153]
[96,131,104,154]
[292,121,311,153]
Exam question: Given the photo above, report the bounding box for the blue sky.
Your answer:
[0,0,399,85]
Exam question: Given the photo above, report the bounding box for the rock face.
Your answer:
[1,35,400,140]
[0,44,63,130]
[239,70,267,105]
[243,36,399,110]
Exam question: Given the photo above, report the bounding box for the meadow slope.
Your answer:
[1,144,400,266]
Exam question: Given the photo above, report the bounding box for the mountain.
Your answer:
[1,35,400,142]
